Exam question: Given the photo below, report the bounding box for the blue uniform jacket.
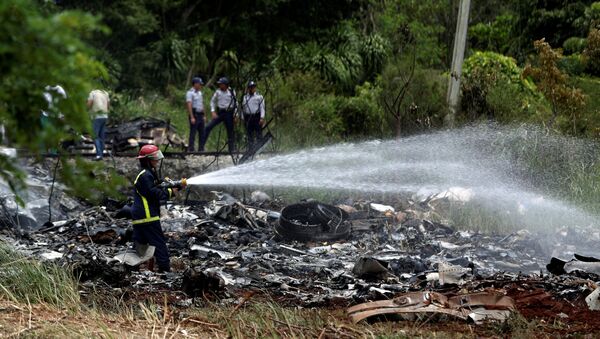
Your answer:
[131,169,172,225]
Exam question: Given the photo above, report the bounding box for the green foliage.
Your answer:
[463,51,522,85]
[570,76,600,138]
[485,82,548,123]
[563,37,587,54]
[583,28,600,76]
[558,54,586,76]
[379,59,447,136]
[270,22,388,94]
[469,14,515,54]
[373,0,450,68]
[59,0,367,91]
[510,0,591,61]
[461,51,538,121]
[336,82,386,138]
[0,0,124,202]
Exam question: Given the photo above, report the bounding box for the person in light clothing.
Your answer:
[201,76,237,153]
[186,77,205,152]
[241,80,265,149]
[87,89,110,160]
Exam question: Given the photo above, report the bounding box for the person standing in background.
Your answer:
[186,77,205,152]
[202,77,237,154]
[241,80,265,149]
[87,88,110,160]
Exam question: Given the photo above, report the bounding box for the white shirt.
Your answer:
[88,89,109,119]
[242,92,265,119]
[186,88,204,112]
[210,88,237,112]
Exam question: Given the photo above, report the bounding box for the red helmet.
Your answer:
[137,145,164,160]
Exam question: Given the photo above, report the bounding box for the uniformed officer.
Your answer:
[186,77,205,152]
[241,80,265,149]
[201,77,237,153]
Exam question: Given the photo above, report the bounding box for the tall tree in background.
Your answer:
[58,0,366,91]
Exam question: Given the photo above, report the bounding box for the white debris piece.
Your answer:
[40,251,63,260]
[0,147,17,158]
[585,287,600,311]
[437,262,471,285]
[436,240,472,250]
[370,203,395,213]
[191,244,235,260]
[468,309,512,324]
[434,187,474,202]
[113,243,155,266]
[250,191,271,203]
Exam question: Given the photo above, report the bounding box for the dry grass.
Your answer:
[4,293,583,338]
[0,295,491,338]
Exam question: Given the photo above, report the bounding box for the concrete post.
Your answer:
[446,0,471,127]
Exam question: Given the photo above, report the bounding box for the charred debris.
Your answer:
[0,158,599,328]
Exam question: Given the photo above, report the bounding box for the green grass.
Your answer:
[571,76,600,138]
[0,243,80,309]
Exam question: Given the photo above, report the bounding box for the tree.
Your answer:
[509,0,593,61]
[523,39,586,133]
[0,0,123,202]
[58,0,368,91]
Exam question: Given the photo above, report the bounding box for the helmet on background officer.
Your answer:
[191,77,204,90]
[216,77,230,90]
[247,80,257,94]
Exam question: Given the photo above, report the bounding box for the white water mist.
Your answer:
[188,124,599,230]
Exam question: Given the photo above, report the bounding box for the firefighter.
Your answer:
[241,80,265,149]
[131,145,183,272]
[201,77,237,153]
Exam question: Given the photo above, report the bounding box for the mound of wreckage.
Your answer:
[1,158,599,333]
[58,117,187,156]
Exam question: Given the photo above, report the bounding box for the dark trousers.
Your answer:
[188,110,205,152]
[244,114,262,149]
[92,117,107,158]
[202,109,235,153]
[132,221,170,272]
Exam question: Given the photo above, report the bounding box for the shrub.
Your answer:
[558,54,585,75]
[583,28,600,76]
[379,59,447,136]
[563,37,587,55]
[337,82,386,138]
[462,51,537,121]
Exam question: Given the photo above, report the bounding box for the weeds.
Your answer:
[0,243,79,310]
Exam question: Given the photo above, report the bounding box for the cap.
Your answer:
[216,77,230,85]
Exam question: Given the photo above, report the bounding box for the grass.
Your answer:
[0,243,80,310]
[0,294,591,338]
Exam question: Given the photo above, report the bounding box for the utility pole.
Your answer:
[446,0,471,127]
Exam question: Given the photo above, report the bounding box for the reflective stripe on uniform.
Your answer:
[132,216,160,225]
[133,169,160,225]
